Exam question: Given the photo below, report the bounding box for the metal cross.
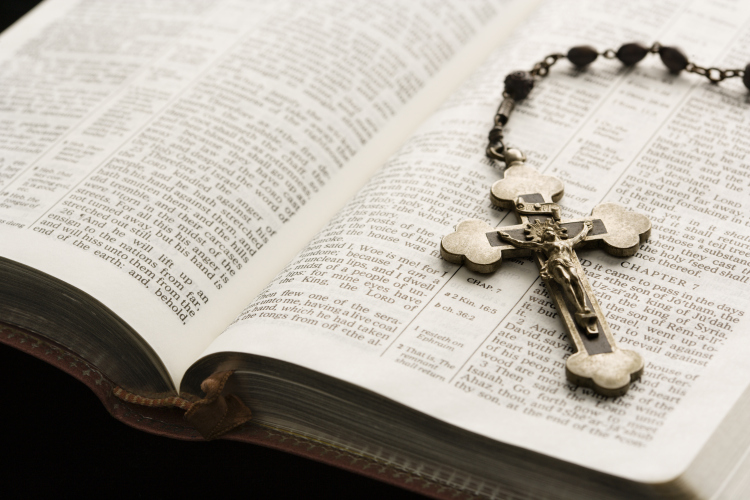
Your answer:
[441,150,651,396]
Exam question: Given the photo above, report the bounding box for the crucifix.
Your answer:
[441,149,651,397]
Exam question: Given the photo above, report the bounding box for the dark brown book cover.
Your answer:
[1,322,474,499]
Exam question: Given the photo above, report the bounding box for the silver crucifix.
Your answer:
[441,149,651,397]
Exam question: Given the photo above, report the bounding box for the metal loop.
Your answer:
[544,54,563,65]
[530,54,564,78]
[531,62,549,77]
[489,124,504,142]
[602,49,617,59]
[649,42,661,53]
[486,143,505,161]
[689,64,727,83]
[706,68,725,83]
[687,63,707,76]
[722,69,743,79]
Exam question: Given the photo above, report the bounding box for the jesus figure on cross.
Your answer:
[440,148,651,395]
[498,219,595,332]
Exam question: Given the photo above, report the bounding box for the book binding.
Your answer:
[0,323,472,500]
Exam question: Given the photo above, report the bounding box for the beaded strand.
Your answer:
[487,42,749,161]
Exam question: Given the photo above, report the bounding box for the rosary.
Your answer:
[441,42,749,397]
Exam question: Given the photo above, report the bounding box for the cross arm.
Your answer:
[568,220,593,246]
[498,230,541,250]
[579,203,651,257]
[441,219,532,273]
[485,217,607,249]
[486,204,650,258]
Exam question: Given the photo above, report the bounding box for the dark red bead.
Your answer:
[504,71,534,100]
[567,45,598,67]
[743,64,750,90]
[659,46,689,73]
[616,43,649,66]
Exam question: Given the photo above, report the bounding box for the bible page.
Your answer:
[0,0,535,382]
[204,0,750,484]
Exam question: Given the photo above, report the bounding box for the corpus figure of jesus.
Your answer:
[499,220,594,324]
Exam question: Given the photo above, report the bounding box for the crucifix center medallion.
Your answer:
[441,149,651,397]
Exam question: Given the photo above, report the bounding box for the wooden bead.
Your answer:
[504,71,534,100]
[743,64,750,90]
[659,46,688,73]
[567,45,598,67]
[616,43,648,66]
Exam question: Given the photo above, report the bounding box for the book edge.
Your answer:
[0,323,480,500]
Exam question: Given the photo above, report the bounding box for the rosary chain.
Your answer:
[488,41,750,162]
[530,53,565,78]
[685,64,745,83]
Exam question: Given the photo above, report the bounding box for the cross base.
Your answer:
[566,350,644,398]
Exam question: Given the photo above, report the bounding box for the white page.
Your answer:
[0,0,538,383]
[204,0,750,483]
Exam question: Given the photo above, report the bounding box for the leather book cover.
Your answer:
[1,323,469,499]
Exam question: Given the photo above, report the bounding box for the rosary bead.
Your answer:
[616,43,649,66]
[567,45,598,67]
[659,46,689,73]
[504,71,534,100]
[743,64,750,90]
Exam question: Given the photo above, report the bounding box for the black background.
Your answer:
[0,2,425,498]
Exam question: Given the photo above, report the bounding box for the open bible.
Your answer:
[2,0,750,498]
